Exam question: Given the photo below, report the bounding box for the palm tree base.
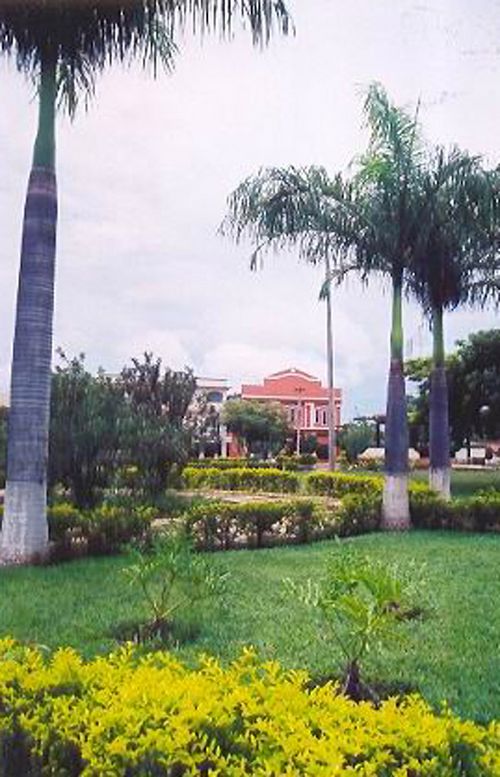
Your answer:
[382,473,410,530]
[429,467,451,500]
[0,480,49,564]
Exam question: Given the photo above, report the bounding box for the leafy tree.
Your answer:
[339,421,375,464]
[0,0,291,562]
[407,330,500,453]
[222,399,291,457]
[119,353,197,496]
[49,351,126,509]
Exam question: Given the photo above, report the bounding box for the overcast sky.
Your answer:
[1,0,499,419]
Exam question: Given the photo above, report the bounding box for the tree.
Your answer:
[49,351,126,509]
[119,353,197,496]
[407,330,500,454]
[338,421,375,464]
[223,166,347,472]
[407,149,500,497]
[222,399,290,457]
[223,83,424,529]
[0,0,291,562]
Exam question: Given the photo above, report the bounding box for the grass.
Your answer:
[351,468,500,497]
[0,532,498,723]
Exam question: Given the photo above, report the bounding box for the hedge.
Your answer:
[305,471,383,498]
[186,458,276,470]
[182,466,300,493]
[410,487,500,532]
[47,503,154,559]
[185,499,337,549]
[0,640,497,776]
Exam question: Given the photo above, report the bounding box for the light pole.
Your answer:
[295,386,305,455]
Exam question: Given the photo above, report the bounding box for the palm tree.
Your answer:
[409,148,500,497]
[0,0,291,564]
[222,165,352,470]
[222,86,424,532]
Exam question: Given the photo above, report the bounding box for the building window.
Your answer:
[315,408,327,426]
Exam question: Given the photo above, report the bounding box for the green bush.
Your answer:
[306,471,383,498]
[335,493,381,536]
[186,458,275,470]
[182,466,300,493]
[0,640,497,776]
[47,502,155,560]
[185,499,323,550]
[410,486,500,532]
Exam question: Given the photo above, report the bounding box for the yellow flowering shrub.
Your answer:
[0,639,497,775]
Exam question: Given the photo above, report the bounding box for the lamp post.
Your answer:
[294,387,305,455]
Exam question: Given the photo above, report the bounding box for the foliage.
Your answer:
[407,329,500,451]
[0,641,497,776]
[182,465,300,493]
[185,498,328,549]
[119,353,196,496]
[124,532,227,640]
[47,502,155,560]
[338,421,375,463]
[335,493,381,536]
[410,486,500,532]
[49,352,127,508]
[186,457,276,470]
[305,471,383,498]
[0,1,291,115]
[276,452,317,469]
[285,546,426,699]
[222,399,291,457]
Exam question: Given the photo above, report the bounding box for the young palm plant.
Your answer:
[409,148,500,497]
[0,0,291,563]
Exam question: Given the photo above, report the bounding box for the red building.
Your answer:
[235,368,341,455]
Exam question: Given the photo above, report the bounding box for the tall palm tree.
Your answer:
[0,0,291,564]
[409,148,500,497]
[223,165,351,470]
[222,84,424,531]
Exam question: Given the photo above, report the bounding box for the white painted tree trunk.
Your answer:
[0,481,48,563]
[429,467,451,500]
[382,473,410,530]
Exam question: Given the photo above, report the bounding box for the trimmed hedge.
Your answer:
[185,499,337,550]
[0,640,497,776]
[410,487,500,532]
[305,471,383,498]
[48,502,155,559]
[186,458,276,470]
[182,466,300,493]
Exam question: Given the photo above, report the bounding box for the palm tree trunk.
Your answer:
[382,270,410,529]
[0,55,57,563]
[429,304,451,499]
[324,254,336,471]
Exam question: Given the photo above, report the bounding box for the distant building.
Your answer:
[239,368,341,455]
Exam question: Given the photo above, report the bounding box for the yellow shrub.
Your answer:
[0,639,497,775]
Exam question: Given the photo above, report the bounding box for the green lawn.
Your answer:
[413,468,500,497]
[0,532,498,723]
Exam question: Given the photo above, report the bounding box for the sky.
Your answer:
[0,0,499,419]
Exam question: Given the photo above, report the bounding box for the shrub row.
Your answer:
[186,458,276,470]
[0,640,496,776]
[48,502,154,559]
[305,471,383,497]
[410,487,500,532]
[185,499,337,550]
[182,466,300,493]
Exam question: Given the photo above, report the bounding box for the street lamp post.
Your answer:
[294,387,305,455]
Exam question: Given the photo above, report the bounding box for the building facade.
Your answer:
[239,368,341,455]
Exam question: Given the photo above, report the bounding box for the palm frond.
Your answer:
[0,0,292,113]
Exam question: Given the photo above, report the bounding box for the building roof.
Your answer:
[242,367,341,402]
